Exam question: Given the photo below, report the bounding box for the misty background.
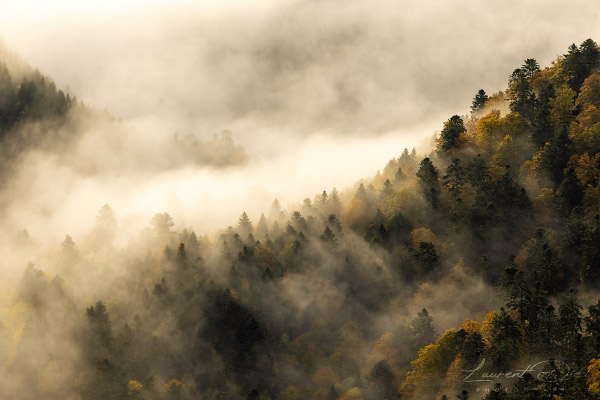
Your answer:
[0,0,599,251]
[1,2,600,399]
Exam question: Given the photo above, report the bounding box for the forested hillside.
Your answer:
[2,39,600,400]
[0,49,246,186]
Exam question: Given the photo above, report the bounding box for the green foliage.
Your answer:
[486,308,522,370]
[471,89,489,114]
[202,289,270,372]
[416,157,440,209]
[532,83,555,147]
[410,309,437,350]
[558,289,585,367]
[561,39,600,92]
[508,67,535,122]
[0,64,73,138]
[320,225,337,244]
[538,128,573,185]
[366,359,396,400]
[443,158,466,198]
[438,115,466,151]
[456,389,469,400]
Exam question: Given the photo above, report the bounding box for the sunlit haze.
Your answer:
[2,2,600,399]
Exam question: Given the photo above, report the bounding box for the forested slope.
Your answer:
[2,40,600,400]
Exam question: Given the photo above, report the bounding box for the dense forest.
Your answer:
[2,39,600,400]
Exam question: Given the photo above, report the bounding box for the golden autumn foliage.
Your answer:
[380,187,421,220]
[399,344,440,399]
[577,72,600,109]
[8,322,26,367]
[9,301,34,329]
[476,110,502,142]
[441,355,463,394]
[572,105,600,139]
[127,380,143,395]
[574,152,600,186]
[490,134,515,168]
[459,319,481,334]
[588,357,600,396]
[582,185,600,215]
[550,85,576,129]
[476,111,530,155]
[480,311,498,346]
[574,122,600,153]
[340,387,363,400]
[254,243,281,272]
[344,199,371,232]
[359,332,403,380]
[410,227,438,250]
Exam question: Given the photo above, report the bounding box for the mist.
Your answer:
[1,1,600,399]
[0,0,598,241]
[2,1,599,142]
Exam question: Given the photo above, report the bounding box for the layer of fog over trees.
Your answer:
[0,0,599,244]
[1,1,600,400]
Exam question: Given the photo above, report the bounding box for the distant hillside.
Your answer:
[0,46,247,177]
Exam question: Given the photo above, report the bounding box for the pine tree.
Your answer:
[438,115,466,151]
[237,212,253,237]
[460,332,485,369]
[176,243,187,270]
[399,148,412,165]
[586,300,600,356]
[443,158,466,198]
[580,215,600,285]
[471,89,489,113]
[380,179,394,199]
[482,383,509,400]
[532,83,555,147]
[325,386,339,400]
[556,167,583,216]
[86,301,112,348]
[562,39,600,92]
[410,308,436,351]
[558,289,585,367]
[456,389,469,400]
[366,360,396,400]
[256,213,269,239]
[355,183,368,202]
[416,157,440,209]
[318,190,329,209]
[508,68,535,122]
[269,199,282,221]
[320,226,337,244]
[487,308,522,370]
[394,167,405,183]
[539,128,573,185]
[329,188,342,215]
[530,304,558,357]
[522,58,540,78]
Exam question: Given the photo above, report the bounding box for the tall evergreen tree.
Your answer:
[508,68,536,122]
[438,115,466,151]
[471,89,489,113]
[416,157,440,209]
[532,83,555,147]
[558,289,585,367]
